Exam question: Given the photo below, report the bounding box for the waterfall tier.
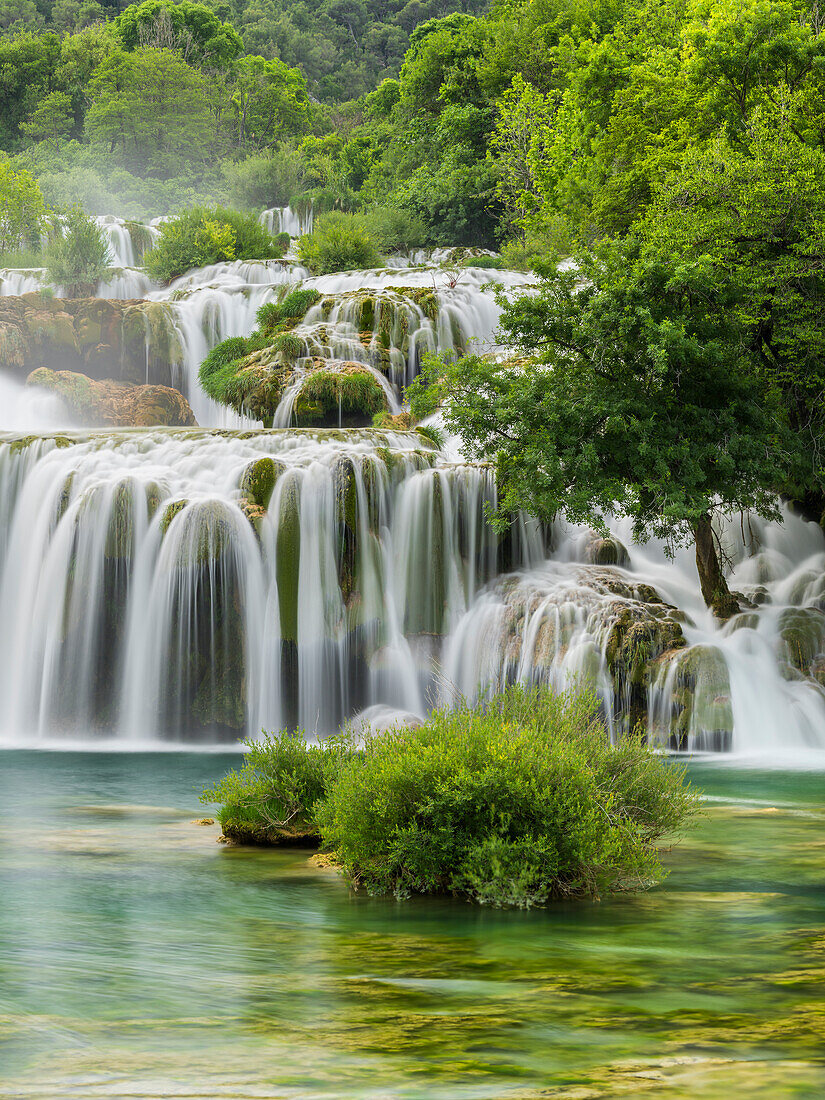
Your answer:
[0,427,823,753]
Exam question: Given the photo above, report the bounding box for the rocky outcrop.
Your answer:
[200,285,441,422]
[27,368,196,427]
[0,294,182,387]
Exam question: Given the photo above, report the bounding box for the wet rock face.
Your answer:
[0,294,182,387]
[480,565,689,736]
[650,643,733,751]
[26,368,196,427]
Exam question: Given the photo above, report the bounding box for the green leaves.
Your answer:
[144,206,286,283]
[0,159,44,253]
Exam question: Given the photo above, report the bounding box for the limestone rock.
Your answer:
[26,368,196,427]
[0,293,181,386]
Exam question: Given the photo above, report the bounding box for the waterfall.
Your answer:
[2,213,824,757]
[259,205,314,237]
[0,374,74,430]
[0,426,823,754]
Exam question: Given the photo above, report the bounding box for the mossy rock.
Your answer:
[585,535,629,567]
[221,819,321,847]
[0,320,29,370]
[104,481,137,560]
[25,367,196,427]
[664,644,733,750]
[275,474,302,643]
[160,499,188,535]
[240,456,285,510]
[777,606,825,679]
[293,365,388,428]
[169,501,238,567]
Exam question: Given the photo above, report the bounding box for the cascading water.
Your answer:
[1,214,824,756]
[0,374,74,430]
[259,205,314,238]
[0,424,824,754]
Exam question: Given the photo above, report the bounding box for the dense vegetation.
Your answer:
[203,686,698,907]
[44,203,111,293]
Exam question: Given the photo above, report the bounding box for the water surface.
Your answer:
[0,752,823,1098]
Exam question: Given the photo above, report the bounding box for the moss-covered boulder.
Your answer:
[26,368,196,427]
[0,293,181,385]
[584,534,630,567]
[293,365,388,428]
[777,606,825,682]
[656,644,734,751]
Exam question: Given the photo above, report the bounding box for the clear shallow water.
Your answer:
[0,753,823,1099]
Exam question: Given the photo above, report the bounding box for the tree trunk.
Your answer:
[693,512,740,619]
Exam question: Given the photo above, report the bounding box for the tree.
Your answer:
[49,0,106,32]
[0,160,45,253]
[230,54,309,149]
[412,243,795,616]
[20,90,73,148]
[0,0,42,31]
[84,48,214,177]
[44,206,112,296]
[114,0,243,69]
[0,32,62,148]
[488,74,555,235]
[642,102,825,495]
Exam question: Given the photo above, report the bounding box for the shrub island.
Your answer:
[203,686,699,908]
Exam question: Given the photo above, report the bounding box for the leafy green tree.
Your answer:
[49,0,106,32]
[413,244,795,616]
[297,210,380,274]
[488,74,554,235]
[114,0,243,69]
[20,90,73,148]
[144,206,287,282]
[84,47,214,177]
[0,33,62,148]
[230,54,309,149]
[642,99,825,504]
[0,0,43,31]
[0,160,45,253]
[223,144,304,209]
[44,205,112,295]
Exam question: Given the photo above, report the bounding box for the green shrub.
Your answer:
[0,248,45,267]
[223,146,305,210]
[198,335,249,404]
[44,206,112,296]
[500,217,577,272]
[203,730,352,845]
[144,206,288,283]
[298,211,381,274]
[204,686,699,907]
[256,287,321,331]
[466,255,505,270]
[360,206,426,253]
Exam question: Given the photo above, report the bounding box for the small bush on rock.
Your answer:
[298,212,381,274]
[145,207,288,283]
[203,730,353,845]
[44,207,112,296]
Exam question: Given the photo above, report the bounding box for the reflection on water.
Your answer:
[0,753,823,1098]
